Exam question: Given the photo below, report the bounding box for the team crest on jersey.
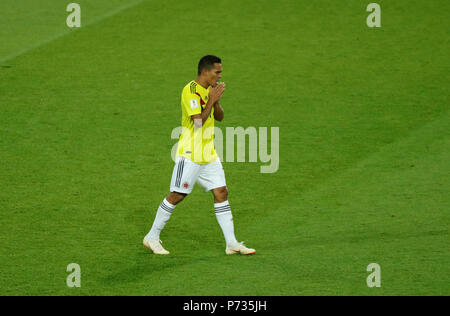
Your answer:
[183,182,189,189]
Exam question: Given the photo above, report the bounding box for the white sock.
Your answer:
[214,200,238,247]
[146,198,176,240]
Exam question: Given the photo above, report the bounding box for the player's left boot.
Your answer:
[225,241,256,255]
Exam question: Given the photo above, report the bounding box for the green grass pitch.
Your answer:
[0,0,448,295]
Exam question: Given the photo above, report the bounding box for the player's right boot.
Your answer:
[226,241,256,255]
[143,237,170,255]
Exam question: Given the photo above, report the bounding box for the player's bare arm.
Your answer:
[192,82,225,126]
[213,101,224,122]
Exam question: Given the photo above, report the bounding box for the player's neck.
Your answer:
[195,77,209,89]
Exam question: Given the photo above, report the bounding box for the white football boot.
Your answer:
[143,237,170,255]
[226,241,256,255]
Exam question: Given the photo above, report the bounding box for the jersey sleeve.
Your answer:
[182,87,202,116]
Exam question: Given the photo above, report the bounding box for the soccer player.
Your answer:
[143,55,255,255]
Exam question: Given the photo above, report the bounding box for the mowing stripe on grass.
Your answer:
[0,0,146,64]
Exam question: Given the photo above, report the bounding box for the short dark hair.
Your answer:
[198,55,221,75]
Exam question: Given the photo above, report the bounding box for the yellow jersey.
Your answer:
[176,80,218,164]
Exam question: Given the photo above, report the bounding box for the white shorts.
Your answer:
[170,156,226,194]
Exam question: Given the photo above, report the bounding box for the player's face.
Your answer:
[207,63,223,87]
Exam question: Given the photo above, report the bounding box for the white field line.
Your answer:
[0,0,146,64]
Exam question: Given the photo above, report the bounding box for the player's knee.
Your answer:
[221,187,228,200]
[167,192,187,205]
[214,186,228,202]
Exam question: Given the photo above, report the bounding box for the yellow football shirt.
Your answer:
[176,80,218,164]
